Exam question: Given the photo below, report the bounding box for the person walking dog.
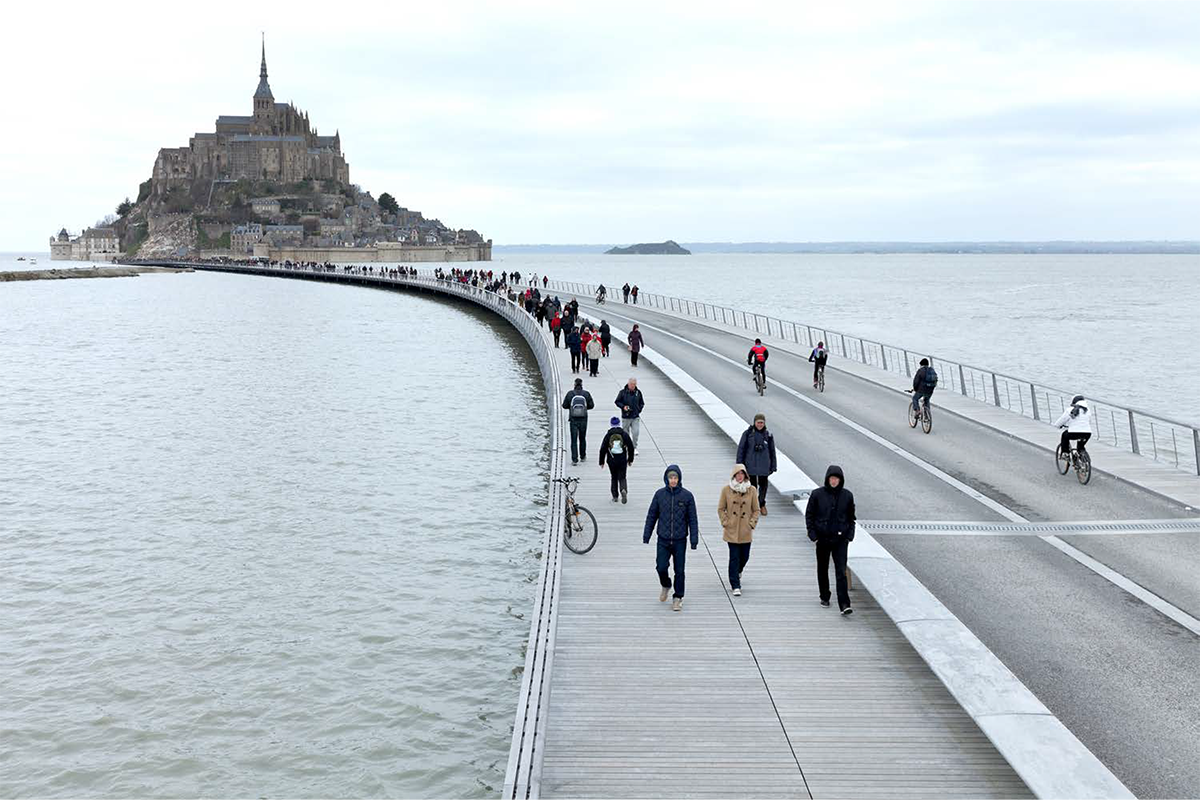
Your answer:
[599,416,635,503]
[643,465,699,612]
[736,413,777,515]
[805,465,857,615]
[718,464,759,596]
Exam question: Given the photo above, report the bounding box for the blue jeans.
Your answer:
[656,538,687,598]
[912,391,932,412]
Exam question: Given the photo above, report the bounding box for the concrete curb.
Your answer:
[602,318,1133,800]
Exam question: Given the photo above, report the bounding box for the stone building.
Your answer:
[151,39,349,191]
[49,227,120,262]
[231,223,264,254]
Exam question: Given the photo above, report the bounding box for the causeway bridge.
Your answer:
[148,261,1200,799]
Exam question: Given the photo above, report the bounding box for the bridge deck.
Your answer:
[539,331,1029,797]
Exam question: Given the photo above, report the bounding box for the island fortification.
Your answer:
[51,39,489,263]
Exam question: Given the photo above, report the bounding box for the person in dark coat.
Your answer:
[599,416,635,504]
[627,324,644,367]
[615,378,645,449]
[599,320,612,357]
[736,413,777,515]
[912,358,938,414]
[643,464,699,611]
[561,377,594,465]
[565,327,582,373]
[805,465,856,614]
[622,282,631,303]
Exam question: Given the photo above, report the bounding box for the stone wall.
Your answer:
[264,242,492,263]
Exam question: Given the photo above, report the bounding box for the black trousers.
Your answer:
[656,538,687,598]
[569,417,587,462]
[631,351,639,367]
[816,539,851,610]
[749,474,769,507]
[813,362,825,383]
[570,351,581,371]
[589,357,599,376]
[728,542,751,589]
[1061,431,1091,452]
[553,329,561,347]
[608,460,628,498]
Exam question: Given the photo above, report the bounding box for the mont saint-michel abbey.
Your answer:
[152,42,349,188]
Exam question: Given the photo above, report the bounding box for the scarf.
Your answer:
[729,477,751,493]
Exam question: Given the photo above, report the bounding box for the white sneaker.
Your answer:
[659,586,669,602]
[732,588,742,597]
[672,598,683,612]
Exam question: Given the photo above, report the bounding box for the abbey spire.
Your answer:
[254,35,274,101]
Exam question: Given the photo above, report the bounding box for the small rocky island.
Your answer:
[605,240,691,255]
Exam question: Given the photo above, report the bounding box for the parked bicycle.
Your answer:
[1055,440,1092,485]
[907,390,932,433]
[554,476,598,554]
[753,362,766,396]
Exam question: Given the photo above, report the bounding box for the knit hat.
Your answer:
[574,378,583,386]
[754,413,766,423]
[611,416,620,426]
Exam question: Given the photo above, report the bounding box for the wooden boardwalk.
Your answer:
[539,330,1031,798]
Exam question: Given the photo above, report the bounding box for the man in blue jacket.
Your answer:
[643,464,699,612]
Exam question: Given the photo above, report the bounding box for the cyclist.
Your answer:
[911,358,938,413]
[596,284,607,304]
[1054,395,1092,455]
[747,338,769,384]
[809,341,828,388]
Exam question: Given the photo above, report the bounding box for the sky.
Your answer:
[3,0,1200,248]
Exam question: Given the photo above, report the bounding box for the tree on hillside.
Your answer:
[117,198,133,217]
[378,192,399,215]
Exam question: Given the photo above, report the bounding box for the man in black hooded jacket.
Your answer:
[805,465,857,614]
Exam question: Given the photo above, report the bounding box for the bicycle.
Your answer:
[1055,440,1092,485]
[595,292,607,305]
[752,362,766,396]
[554,476,598,554]
[907,391,932,434]
[816,364,826,393]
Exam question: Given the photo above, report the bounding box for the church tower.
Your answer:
[252,36,275,134]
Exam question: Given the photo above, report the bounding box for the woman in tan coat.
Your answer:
[718,463,760,596]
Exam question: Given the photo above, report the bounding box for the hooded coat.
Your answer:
[718,464,760,544]
[599,425,635,467]
[643,464,699,547]
[565,329,582,354]
[586,337,603,359]
[736,424,777,477]
[805,465,856,543]
[1053,400,1092,434]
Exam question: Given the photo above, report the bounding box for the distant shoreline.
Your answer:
[495,241,1200,255]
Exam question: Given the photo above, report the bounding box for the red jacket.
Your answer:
[550,315,561,331]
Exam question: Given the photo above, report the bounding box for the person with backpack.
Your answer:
[566,327,582,373]
[747,338,769,384]
[550,312,562,348]
[561,377,594,465]
[643,465,699,612]
[586,332,603,376]
[735,413,777,515]
[599,416,635,503]
[718,464,759,596]
[805,465,857,615]
[809,341,829,388]
[912,358,938,414]
[615,377,645,449]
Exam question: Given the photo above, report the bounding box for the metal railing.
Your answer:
[156,260,568,798]
[548,279,1200,476]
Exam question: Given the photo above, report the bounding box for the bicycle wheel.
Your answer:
[818,369,825,393]
[1076,450,1092,485]
[1055,445,1070,474]
[563,505,598,554]
[756,371,765,396]
[921,403,932,434]
[907,400,918,428]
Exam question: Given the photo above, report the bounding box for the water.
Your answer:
[490,253,1200,425]
[0,270,546,797]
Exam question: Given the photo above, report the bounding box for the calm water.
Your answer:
[492,253,1200,425]
[0,270,545,797]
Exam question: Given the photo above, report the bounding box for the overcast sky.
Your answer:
[3,1,1199,248]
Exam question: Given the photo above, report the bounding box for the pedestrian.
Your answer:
[561,377,594,465]
[628,324,644,367]
[615,377,645,449]
[580,327,594,373]
[550,311,562,348]
[599,415,635,504]
[718,464,759,596]
[631,285,639,304]
[586,333,602,376]
[536,300,546,328]
[622,282,631,303]
[542,275,548,289]
[643,465,699,612]
[805,465,856,615]
[566,326,582,373]
[599,320,612,357]
[736,413,777,515]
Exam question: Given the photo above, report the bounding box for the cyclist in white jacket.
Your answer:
[1054,395,1092,455]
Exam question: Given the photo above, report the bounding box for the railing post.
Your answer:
[991,373,1001,406]
[1030,384,1040,420]
[879,344,887,371]
[903,350,912,377]
[958,364,967,396]
[1128,410,1140,454]
[839,333,846,356]
[1193,428,1200,475]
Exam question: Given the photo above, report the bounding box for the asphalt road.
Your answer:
[571,295,1200,798]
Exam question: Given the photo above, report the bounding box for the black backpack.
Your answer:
[922,366,939,390]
